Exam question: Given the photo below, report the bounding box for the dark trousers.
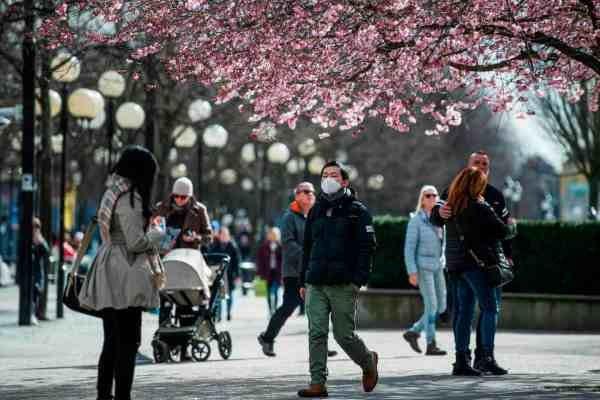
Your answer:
[97,307,142,400]
[452,269,500,354]
[263,277,302,342]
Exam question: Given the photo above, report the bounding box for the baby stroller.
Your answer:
[151,249,232,363]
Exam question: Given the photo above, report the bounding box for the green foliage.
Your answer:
[369,216,600,295]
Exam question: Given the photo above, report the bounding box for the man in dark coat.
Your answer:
[297,161,379,397]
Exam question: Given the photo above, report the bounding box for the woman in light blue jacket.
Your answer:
[403,185,447,356]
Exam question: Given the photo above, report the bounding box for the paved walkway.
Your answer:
[1,284,599,399]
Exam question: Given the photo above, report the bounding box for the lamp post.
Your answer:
[98,70,126,172]
[188,99,212,196]
[51,53,80,319]
[115,102,145,145]
[202,124,228,201]
[34,89,62,320]
[259,142,289,229]
[298,138,317,181]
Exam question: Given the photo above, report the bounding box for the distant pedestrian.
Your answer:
[208,226,241,321]
[32,217,49,323]
[402,185,447,356]
[256,227,283,316]
[297,161,378,397]
[79,146,165,400]
[435,167,516,376]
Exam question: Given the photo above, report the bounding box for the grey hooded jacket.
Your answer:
[280,202,307,279]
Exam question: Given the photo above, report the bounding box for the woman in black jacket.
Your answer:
[445,167,516,376]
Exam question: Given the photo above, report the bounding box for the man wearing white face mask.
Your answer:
[297,161,378,398]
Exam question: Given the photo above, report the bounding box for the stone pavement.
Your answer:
[1,283,600,399]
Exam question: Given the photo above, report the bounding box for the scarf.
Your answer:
[98,174,132,243]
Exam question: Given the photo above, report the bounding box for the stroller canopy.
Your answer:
[162,248,212,295]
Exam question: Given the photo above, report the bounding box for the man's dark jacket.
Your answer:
[431,184,512,271]
[300,188,376,287]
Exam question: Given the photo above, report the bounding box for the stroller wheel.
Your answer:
[152,339,169,364]
[217,331,232,360]
[191,340,211,362]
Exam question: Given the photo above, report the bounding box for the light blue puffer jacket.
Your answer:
[404,210,444,275]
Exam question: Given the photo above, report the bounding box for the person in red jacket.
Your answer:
[256,227,283,316]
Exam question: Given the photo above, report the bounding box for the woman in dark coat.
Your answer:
[443,167,516,376]
[256,227,283,316]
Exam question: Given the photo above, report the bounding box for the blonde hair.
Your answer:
[267,226,281,243]
[415,185,439,213]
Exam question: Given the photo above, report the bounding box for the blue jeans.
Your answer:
[409,269,447,343]
[452,268,501,354]
[266,281,281,315]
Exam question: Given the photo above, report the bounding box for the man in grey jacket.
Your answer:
[258,182,317,357]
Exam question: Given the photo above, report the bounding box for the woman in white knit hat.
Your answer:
[152,176,213,353]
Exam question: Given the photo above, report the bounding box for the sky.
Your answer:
[507,113,566,172]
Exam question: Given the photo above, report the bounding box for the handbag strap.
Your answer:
[453,218,486,268]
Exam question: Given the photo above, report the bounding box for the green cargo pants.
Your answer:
[305,283,375,385]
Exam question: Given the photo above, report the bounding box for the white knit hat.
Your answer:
[172,177,193,197]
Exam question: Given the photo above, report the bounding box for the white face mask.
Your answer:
[321,177,342,195]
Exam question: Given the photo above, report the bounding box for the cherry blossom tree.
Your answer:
[41,0,600,135]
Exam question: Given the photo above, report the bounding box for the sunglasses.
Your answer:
[173,194,189,200]
[424,193,438,198]
[299,190,315,195]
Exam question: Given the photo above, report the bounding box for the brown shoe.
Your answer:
[362,351,379,392]
[297,384,328,398]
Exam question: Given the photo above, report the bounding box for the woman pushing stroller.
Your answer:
[153,177,213,329]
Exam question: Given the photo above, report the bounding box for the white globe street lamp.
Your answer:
[51,53,81,83]
[286,157,306,175]
[98,70,126,98]
[298,138,316,157]
[267,142,290,164]
[98,70,126,170]
[240,142,256,163]
[308,156,326,175]
[35,89,62,118]
[173,125,198,148]
[188,99,212,122]
[367,174,385,191]
[203,124,228,148]
[168,148,178,163]
[116,102,145,130]
[220,169,238,185]
[346,165,359,181]
[241,178,254,191]
[171,163,188,179]
[68,88,103,120]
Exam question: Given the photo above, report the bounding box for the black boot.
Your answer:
[452,352,482,376]
[477,353,508,375]
[425,340,447,356]
[258,333,276,357]
[402,331,422,353]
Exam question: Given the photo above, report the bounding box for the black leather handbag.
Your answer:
[455,221,514,288]
[62,217,103,318]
